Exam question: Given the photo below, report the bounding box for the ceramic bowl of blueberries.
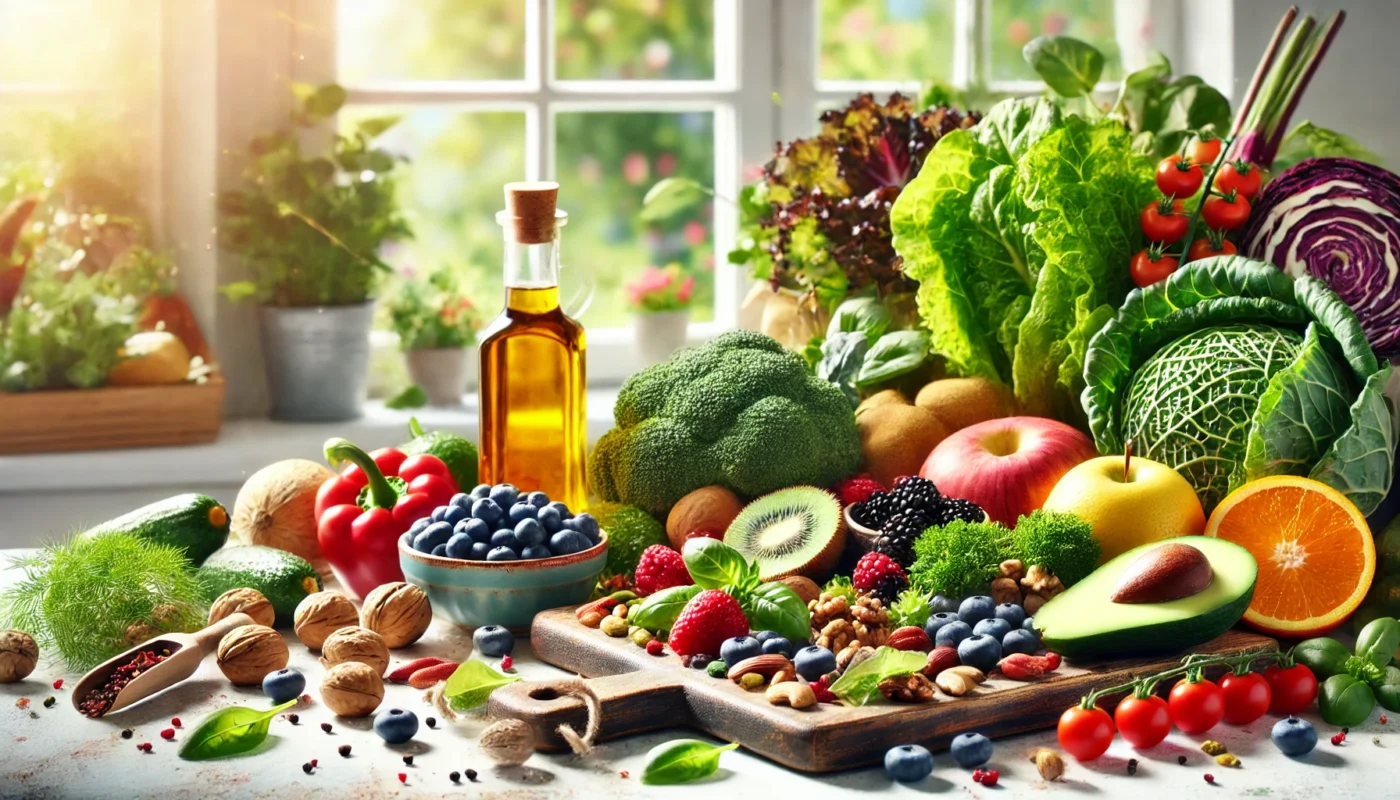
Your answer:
[398,482,608,632]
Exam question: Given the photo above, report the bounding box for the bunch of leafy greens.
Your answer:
[816,295,930,405]
[908,518,1015,599]
[891,97,1159,423]
[729,94,979,312]
[1009,510,1100,587]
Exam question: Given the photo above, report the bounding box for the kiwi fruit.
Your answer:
[723,486,846,582]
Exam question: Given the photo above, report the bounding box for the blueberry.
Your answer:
[932,619,972,649]
[754,630,783,643]
[430,505,448,523]
[949,732,993,768]
[407,517,431,538]
[373,707,419,745]
[549,530,589,556]
[958,596,995,625]
[1001,628,1039,656]
[527,491,550,508]
[489,484,519,508]
[486,546,518,562]
[470,483,491,500]
[450,492,471,509]
[1271,716,1318,757]
[473,625,515,657]
[490,529,521,550]
[469,541,491,560]
[572,513,600,540]
[972,617,1011,640]
[441,504,468,527]
[794,645,837,681]
[545,501,572,520]
[457,518,491,543]
[445,533,473,560]
[993,602,1026,628]
[957,634,1002,674]
[262,668,306,704]
[536,505,563,533]
[720,636,762,668]
[884,744,934,783]
[923,611,959,640]
[508,502,538,525]
[514,518,546,547]
[928,594,958,614]
[1022,616,1037,633]
[472,498,503,527]
[521,545,553,560]
[760,636,794,657]
[413,521,453,552]
[431,543,448,557]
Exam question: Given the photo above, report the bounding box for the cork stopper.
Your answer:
[501,181,564,244]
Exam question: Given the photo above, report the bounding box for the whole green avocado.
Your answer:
[588,330,863,517]
[401,417,479,492]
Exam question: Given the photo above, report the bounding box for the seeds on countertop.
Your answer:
[120,729,133,740]
[321,722,333,733]
[160,728,175,740]
[338,745,352,758]
[465,768,478,781]
[1127,758,1138,775]
[42,697,55,708]
[450,771,460,783]
[426,717,437,729]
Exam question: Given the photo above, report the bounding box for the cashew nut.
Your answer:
[765,682,817,709]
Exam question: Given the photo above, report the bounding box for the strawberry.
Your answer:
[633,545,692,597]
[834,474,885,507]
[668,589,750,657]
[852,551,905,593]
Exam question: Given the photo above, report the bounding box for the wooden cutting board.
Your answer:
[488,607,1276,773]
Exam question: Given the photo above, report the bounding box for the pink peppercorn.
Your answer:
[160,728,175,741]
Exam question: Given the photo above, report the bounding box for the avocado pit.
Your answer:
[1111,542,1214,604]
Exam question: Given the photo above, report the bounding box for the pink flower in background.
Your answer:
[1042,14,1068,36]
[623,152,649,186]
[643,39,672,72]
[684,220,707,247]
[875,26,897,53]
[1006,18,1032,47]
[624,263,693,312]
[677,275,695,303]
[656,152,677,177]
[842,7,873,36]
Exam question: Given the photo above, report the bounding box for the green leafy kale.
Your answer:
[1010,510,1100,587]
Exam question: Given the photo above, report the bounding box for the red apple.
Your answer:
[919,416,1097,527]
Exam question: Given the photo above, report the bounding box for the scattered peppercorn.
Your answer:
[338,745,352,758]
[1177,755,1188,765]
[1201,740,1227,756]
[645,639,665,656]
[619,770,629,779]
[981,769,1000,787]
[52,679,63,690]
[972,768,985,782]
[1374,737,1382,746]
[403,755,414,766]
[1214,753,1240,768]
[160,728,175,741]
[311,759,318,768]
[321,722,333,734]
[1343,728,1350,735]
[426,717,437,729]
[1127,758,1138,775]
[28,711,37,719]
[501,655,514,671]
[1204,774,1215,785]
[1331,733,1347,746]
[1382,715,1389,725]
[171,718,181,728]
[138,742,153,753]
[302,763,313,774]
[15,698,29,709]
[450,771,461,783]
[300,694,312,705]
[42,697,55,708]
[287,714,300,725]
[398,773,407,784]
[121,729,133,740]
[465,768,478,781]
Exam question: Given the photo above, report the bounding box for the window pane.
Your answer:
[555,0,714,80]
[555,111,714,327]
[338,0,526,83]
[339,108,527,316]
[0,0,156,88]
[990,0,1122,83]
[819,0,954,82]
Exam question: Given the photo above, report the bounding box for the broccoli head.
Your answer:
[591,502,668,580]
[588,330,862,516]
[1010,510,1100,587]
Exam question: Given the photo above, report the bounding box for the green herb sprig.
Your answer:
[641,739,739,785]
[179,701,296,761]
[443,660,521,711]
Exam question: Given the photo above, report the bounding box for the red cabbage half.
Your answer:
[1243,157,1400,358]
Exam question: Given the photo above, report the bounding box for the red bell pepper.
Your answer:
[314,437,458,599]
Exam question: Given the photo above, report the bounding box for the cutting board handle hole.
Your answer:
[528,687,562,701]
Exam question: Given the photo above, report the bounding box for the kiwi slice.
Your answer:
[723,486,846,582]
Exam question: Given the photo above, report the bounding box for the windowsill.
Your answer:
[0,387,622,494]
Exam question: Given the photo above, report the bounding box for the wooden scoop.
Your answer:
[72,613,255,717]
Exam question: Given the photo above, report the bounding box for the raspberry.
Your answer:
[853,551,906,593]
[645,639,665,656]
[633,545,693,597]
[834,474,885,507]
[668,589,750,657]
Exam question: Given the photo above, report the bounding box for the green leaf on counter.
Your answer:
[828,646,928,706]
[386,385,428,410]
[444,660,521,710]
[629,584,704,632]
[641,738,740,785]
[178,700,296,761]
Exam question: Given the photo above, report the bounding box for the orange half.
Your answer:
[1205,476,1375,637]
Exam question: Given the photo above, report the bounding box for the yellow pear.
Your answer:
[1042,454,1206,563]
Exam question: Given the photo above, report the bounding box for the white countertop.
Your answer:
[0,549,1391,799]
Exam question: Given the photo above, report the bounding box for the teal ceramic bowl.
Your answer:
[398,531,609,632]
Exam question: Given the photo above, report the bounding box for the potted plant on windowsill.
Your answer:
[626,263,693,366]
[218,84,410,422]
[386,265,481,407]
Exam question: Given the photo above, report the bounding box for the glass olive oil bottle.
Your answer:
[478,182,588,509]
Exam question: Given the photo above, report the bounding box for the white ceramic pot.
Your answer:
[406,347,468,407]
[633,309,691,367]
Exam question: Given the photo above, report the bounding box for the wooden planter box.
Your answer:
[0,376,226,455]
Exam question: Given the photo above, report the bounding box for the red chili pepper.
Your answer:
[314,437,457,598]
[998,652,1060,680]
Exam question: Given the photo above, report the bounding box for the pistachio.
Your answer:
[738,672,765,691]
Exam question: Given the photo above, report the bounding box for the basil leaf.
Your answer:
[817,332,870,407]
[1355,617,1400,670]
[641,738,740,785]
[444,660,522,710]
[178,700,296,761]
[1375,666,1400,713]
[741,582,811,645]
[682,538,750,590]
[1317,673,1376,728]
[1294,636,1352,679]
[856,330,928,388]
[829,646,928,706]
[1023,35,1104,98]
[630,584,704,632]
[827,296,892,342]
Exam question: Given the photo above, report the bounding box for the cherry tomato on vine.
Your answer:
[1156,157,1204,197]
[1220,672,1272,725]
[1131,249,1180,288]
[1264,663,1319,715]
[1140,199,1189,243]
[1169,677,1225,735]
[1186,136,1223,166]
[1114,694,1172,749]
[1215,161,1262,199]
[1059,704,1116,761]
[1186,237,1238,262]
[1202,193,1251,231]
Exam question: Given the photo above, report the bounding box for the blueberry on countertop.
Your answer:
[884,744,934,783]
[957,596,995,625]
[972,617,1011,641]
[949,732,992,768]
[720,636,762,668]
[373,708,419,745]
[474,625,515,657]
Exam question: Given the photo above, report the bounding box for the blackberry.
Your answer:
[871,572,908,605]
[853,490,898,529]
[934,497,985,525]
[873,511,931,568]
[892,476,941,514]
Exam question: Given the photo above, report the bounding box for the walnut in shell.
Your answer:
[0,630,38,683]
[216,625,289,686]
[209,588,276,628]
[318,626,390,676]
[320,661,384,717]
[294,591,360,649]
[479,718,535,765]
[360,582,431,648]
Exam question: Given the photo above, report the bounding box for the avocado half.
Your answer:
[1034,536,1257,658]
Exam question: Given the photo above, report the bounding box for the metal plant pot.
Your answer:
[405,347,468,407]
[259,302,376,422]
[633,309,690,366]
